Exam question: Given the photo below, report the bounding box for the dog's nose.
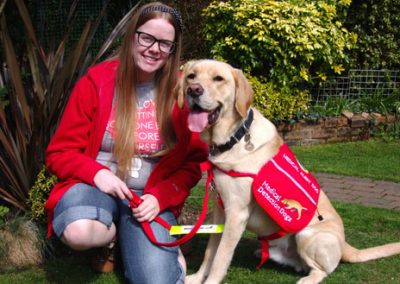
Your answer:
[186,83,204,97]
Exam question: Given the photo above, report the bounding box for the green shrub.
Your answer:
[0,0,139,212]
[307,96,359,118]
[345,0,400,69]
[248,75,310,121]
[202,0,356,121]
[358,90,400,115]
[202,0,357,87]
[28,167,57,223]
[370,99,400,141]
[0,206,10,227]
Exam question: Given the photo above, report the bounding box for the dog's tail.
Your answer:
[341,241,400,263]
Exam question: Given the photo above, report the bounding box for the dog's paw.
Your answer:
[296,278,313,284]
[296,274,326,284]
[204,280,221,284]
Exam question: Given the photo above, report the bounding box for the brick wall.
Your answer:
[276,113,399,146]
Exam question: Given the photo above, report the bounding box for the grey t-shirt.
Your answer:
[96,81,163,191]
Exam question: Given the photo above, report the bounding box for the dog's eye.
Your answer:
[213,75,224,82]
[187,73,195,80]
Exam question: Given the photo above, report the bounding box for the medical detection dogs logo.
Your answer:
[252,144,320,233]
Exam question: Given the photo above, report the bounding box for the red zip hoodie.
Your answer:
[44,59,207,237]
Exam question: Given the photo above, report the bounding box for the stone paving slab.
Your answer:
[199,172,400,210]
[314,173,400,210]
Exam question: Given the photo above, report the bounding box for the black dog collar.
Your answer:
[209,109,254,156]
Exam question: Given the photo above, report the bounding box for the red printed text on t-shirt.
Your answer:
[106,99,164,155]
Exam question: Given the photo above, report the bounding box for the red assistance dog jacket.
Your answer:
[212,144,320,269]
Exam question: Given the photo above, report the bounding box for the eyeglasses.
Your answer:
[135,31,176,54]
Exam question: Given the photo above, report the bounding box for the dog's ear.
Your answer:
[176,76,185,109]
[176,61,193,109]
[233,68,253,118]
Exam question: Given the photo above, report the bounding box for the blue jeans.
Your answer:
[118,198,184,284]
[53,183,119,237]
[53,183,184,284]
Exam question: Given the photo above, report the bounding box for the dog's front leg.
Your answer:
[204,207,249,284]
[186,204,225,284]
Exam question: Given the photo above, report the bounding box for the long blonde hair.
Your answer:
[114,2,183,178]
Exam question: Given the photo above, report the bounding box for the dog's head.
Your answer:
[177,59,253,134]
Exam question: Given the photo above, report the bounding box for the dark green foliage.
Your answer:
[0,205,9,227]
[0,0,139,212]
[28,167,57,223]
[202,0,356,84]
[345,0,400,69]
[248,74,310,121]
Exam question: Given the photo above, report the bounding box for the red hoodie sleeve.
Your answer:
[45,75,108,185]
[148,132,207,212]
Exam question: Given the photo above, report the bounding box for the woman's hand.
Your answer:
[94,169,133,200]
[131,194,160,222]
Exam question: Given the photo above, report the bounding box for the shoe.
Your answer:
[91,239,117,273]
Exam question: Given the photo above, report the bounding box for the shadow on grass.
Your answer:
[0,202,398,283]
[44,248,125,284]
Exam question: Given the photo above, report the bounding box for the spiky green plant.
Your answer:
[0,0,141,211]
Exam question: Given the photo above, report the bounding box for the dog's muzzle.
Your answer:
[186,83,204,98]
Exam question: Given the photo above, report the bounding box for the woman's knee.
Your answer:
[61,220,93,250]
[62,219,115,250]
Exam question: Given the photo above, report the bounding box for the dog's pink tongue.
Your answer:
[188,112,209,132]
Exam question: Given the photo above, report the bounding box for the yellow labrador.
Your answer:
[178,59,400,284]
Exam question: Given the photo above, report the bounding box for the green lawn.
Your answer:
[187,202,400,284]
[1,202,398,284]
[1,139,399,283]
[291,139,400,182]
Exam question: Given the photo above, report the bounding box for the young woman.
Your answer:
[44,2,207,283]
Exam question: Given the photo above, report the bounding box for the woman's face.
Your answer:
[132,18,176,82]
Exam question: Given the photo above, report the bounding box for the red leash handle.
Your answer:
[129,193,143,208]
[129,192,172,230]
[128,161,211,247]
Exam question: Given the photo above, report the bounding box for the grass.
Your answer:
[1,139,399,283]
[1,202,398,284]
[291,139,400,182]
[187,202,400,284]
[0,253,124,283]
